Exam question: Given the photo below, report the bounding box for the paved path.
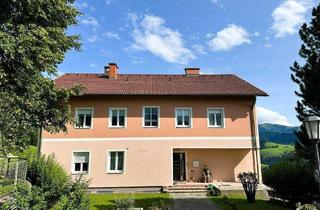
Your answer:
[170,193,220,210]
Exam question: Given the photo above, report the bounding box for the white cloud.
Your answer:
[130,14,195,64]
[271,0,311,38]
[208,24,251,51]
[210,0,225,10]
[106,0,112,5]
[80,16,99,27]
[104,31,120,39]
[90,63,98,68]
[257,106,293,126]
[87,34,99,43]
[75,2,88,9]
[264,43,272,48]
[192,44,207,55]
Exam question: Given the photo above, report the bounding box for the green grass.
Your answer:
[0,177,14,196]
[260,142,294,158]
[211,196,289,210]
[89,193,171,210]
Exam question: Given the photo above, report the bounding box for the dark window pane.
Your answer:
[119,116,125,126]
[145,120,151,126]
[184,116,190,125]
[152,108,158,114]
[82,163,88,172]
[78,114,85,127]
[209,114,215,125]
[112,116,118,126]
[152,114,158,120]
[117,152,124,170]
[177,116,183,125]
[85,114,92,127]
[151,121,158,126]
[75,163,81,171]
[145,113,150,121]
[110,152,116,170]
[145,108,151,115]
[216,114,222,126]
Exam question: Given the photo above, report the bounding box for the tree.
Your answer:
[291,3,320,162]
[0,0,82,154]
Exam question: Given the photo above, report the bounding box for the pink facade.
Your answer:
[42,95,262,187]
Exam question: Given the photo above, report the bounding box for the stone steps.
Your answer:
[165,185,209,193]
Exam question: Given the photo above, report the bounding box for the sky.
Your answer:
[58,0,317,127]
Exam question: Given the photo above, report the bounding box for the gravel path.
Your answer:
[170,193,220,210]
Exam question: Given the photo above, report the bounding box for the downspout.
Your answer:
[250,97,262,183]
[36,127,42,158]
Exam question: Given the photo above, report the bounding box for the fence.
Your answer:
[0,157,27,185]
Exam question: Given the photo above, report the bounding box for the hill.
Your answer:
[259,123,299,145]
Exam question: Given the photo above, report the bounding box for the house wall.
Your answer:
[41,95,260,187]
[41,140,256,187]
[179,148,255,182]
[42,95,256,139]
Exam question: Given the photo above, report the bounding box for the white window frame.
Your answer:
[175,107,192,128]
[207,108,225,128]
[142,106,160,128]
[71,150,91,175]
[107,150,126,174]
[108,107,127,128]
[74,107,94,129]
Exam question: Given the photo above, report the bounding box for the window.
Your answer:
[109,108,127,128]
[207,108,224,128]
[72,152,89,174]
[75,108,93,128]
[143,107,159,127]
[108,151,125,173]
[175,108,192,127]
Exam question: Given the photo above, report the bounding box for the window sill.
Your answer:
[143,126,159,128]
[208,126,224,128]
[107,171,124,174]
[175,126,192,128]
[74,127,92,129]
[72,172,89,175]
[109,126,126,129]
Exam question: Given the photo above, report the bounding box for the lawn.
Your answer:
[260,142,294,158]
[89,193,172,210]
[211,196,290,210]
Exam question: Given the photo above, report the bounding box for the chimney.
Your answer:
[185,68,200,76]
[104,63,118,79]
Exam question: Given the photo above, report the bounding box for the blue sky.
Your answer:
[59,0,316,126]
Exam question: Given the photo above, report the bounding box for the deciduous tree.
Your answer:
[0,0,82,154]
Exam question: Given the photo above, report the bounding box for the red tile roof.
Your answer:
[55,73,268,96]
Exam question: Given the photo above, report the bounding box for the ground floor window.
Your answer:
[108,151,125,173]
[73,151,89,174]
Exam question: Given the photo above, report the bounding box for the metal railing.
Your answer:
[0,157,27,185]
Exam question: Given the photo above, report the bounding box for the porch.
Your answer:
[172,148,260,184]
[164,181,270,200]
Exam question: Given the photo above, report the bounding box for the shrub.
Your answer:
[1,183,46,210]
[149,200,171,210]
[25,153,69,206]
[263,158,317,204]
[237,172,258,203]
[50,177,90,210]
[115,194,135,210]
[4,151,90,209]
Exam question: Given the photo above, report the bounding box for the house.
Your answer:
[41,63,267,190]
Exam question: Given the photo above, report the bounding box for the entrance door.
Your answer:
[173,153,186,181]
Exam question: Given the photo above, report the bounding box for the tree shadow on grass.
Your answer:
[93,197,172,210]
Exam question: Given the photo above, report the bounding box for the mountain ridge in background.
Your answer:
[259,123,299,146]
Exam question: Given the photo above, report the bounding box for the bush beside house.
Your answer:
[263,158,318,204]
[1,149,89,210]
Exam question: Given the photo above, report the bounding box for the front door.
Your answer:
[173,153,186,181]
